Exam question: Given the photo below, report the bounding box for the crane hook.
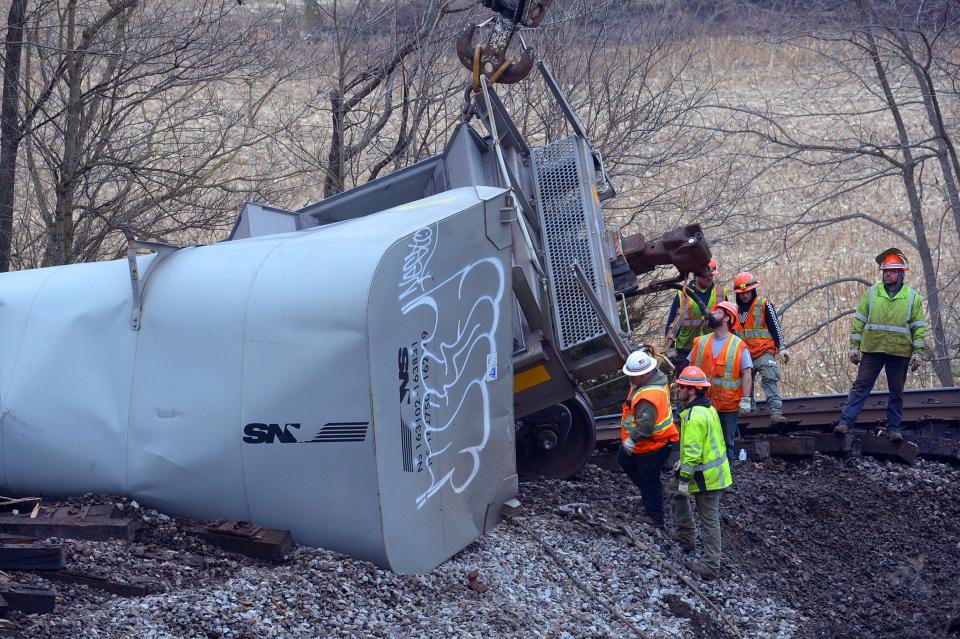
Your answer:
[456,22,535,86]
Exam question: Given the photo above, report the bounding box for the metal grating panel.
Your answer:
[531,136,606,350]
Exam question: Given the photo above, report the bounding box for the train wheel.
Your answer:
[516,395,596,480]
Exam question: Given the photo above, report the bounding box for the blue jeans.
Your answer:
[618,443,673,524]
[839,352,910,431]
[717,411,739,452]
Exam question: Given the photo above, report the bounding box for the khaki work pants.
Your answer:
[668,475,723,574]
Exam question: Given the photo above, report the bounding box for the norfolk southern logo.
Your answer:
[242,421,369,444]
[398,347,411,404]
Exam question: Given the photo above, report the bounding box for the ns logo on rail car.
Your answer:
[242,422,369,444]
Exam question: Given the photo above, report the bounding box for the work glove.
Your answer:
[780,350,790,365]
[621,438,636,455]
[849,351,861,365]
[678,478,690,496]
[738,397,752,416]
[666,347,679,362]
[910,357,921,372]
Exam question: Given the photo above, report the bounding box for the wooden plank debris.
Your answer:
[42,570,150,597]
[0,543,64,571]
[734,439,770,461]
[0,583,55,614]
[765,436,816,459]
[856,435,919,464]
[193,520,295,562]
[0,502,137,542]
[0,497,41,515]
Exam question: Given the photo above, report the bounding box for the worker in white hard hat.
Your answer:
[617,348,679,528]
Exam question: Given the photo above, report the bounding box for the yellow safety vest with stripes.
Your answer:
[850,284,926,358]
[678,403,732,492]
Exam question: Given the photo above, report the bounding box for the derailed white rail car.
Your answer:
[0,187,518,574]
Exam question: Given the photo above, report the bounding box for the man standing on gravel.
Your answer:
[689,301,752,451]
[618,348,679,529]
[834,248,926,442]
[667,366,732,581]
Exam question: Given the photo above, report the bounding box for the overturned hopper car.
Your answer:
[0,66,710,572]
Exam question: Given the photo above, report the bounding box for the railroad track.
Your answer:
[594,387,960,465]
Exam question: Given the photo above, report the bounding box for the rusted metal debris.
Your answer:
[742,387,960,434]
[190,520,295,562]
[467,569,489,593]
[0,503,138,542]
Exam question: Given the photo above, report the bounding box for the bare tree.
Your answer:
[704,0,959,385]
[0,0,31,273]
[11,0,310,268]
[299,0,467,198]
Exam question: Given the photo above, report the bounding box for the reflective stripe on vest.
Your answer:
[864,284,916,337]
[741,298,773,340]
[693,335,739,390]
[621,385,673,431]
[621,386,644,431]
[679,405,728,473]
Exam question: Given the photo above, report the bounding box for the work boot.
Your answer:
[684,560,718,580]
[833,422,850,435]
[667,530,695,553]
[636,514,665,529]
[769,413,788,426]
[888,430,904,443]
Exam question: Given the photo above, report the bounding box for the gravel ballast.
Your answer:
[4,453,959,638]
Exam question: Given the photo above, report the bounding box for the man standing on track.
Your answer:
[834,248,926,442]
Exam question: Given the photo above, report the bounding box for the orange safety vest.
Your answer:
[691,333,748,413]
[620,383,679,454]
[739,297,777,358]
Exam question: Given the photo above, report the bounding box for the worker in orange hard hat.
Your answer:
[689,301,752,452]
[665,257,727,370]
[666,365,731,580]
[834,248,926,443]
[732,272,788,426]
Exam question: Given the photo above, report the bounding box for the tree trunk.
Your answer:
[323,88,344,198]
[863,25,955,385]
[902,164,955,385]
[0,0,28,272]
[882,15,960,246]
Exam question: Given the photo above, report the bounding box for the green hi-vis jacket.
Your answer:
[678,399,732,492]
[850,284,927,358]
[674,285,727,351]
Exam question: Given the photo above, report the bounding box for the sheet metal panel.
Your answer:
[531,135,616,350]
[0,187,516,574]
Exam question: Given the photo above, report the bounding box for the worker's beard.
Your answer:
[706,315,722,329]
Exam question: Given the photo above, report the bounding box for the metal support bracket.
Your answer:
[537,61,616,200]
[571,262,630,361]
[122,225,181,331]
